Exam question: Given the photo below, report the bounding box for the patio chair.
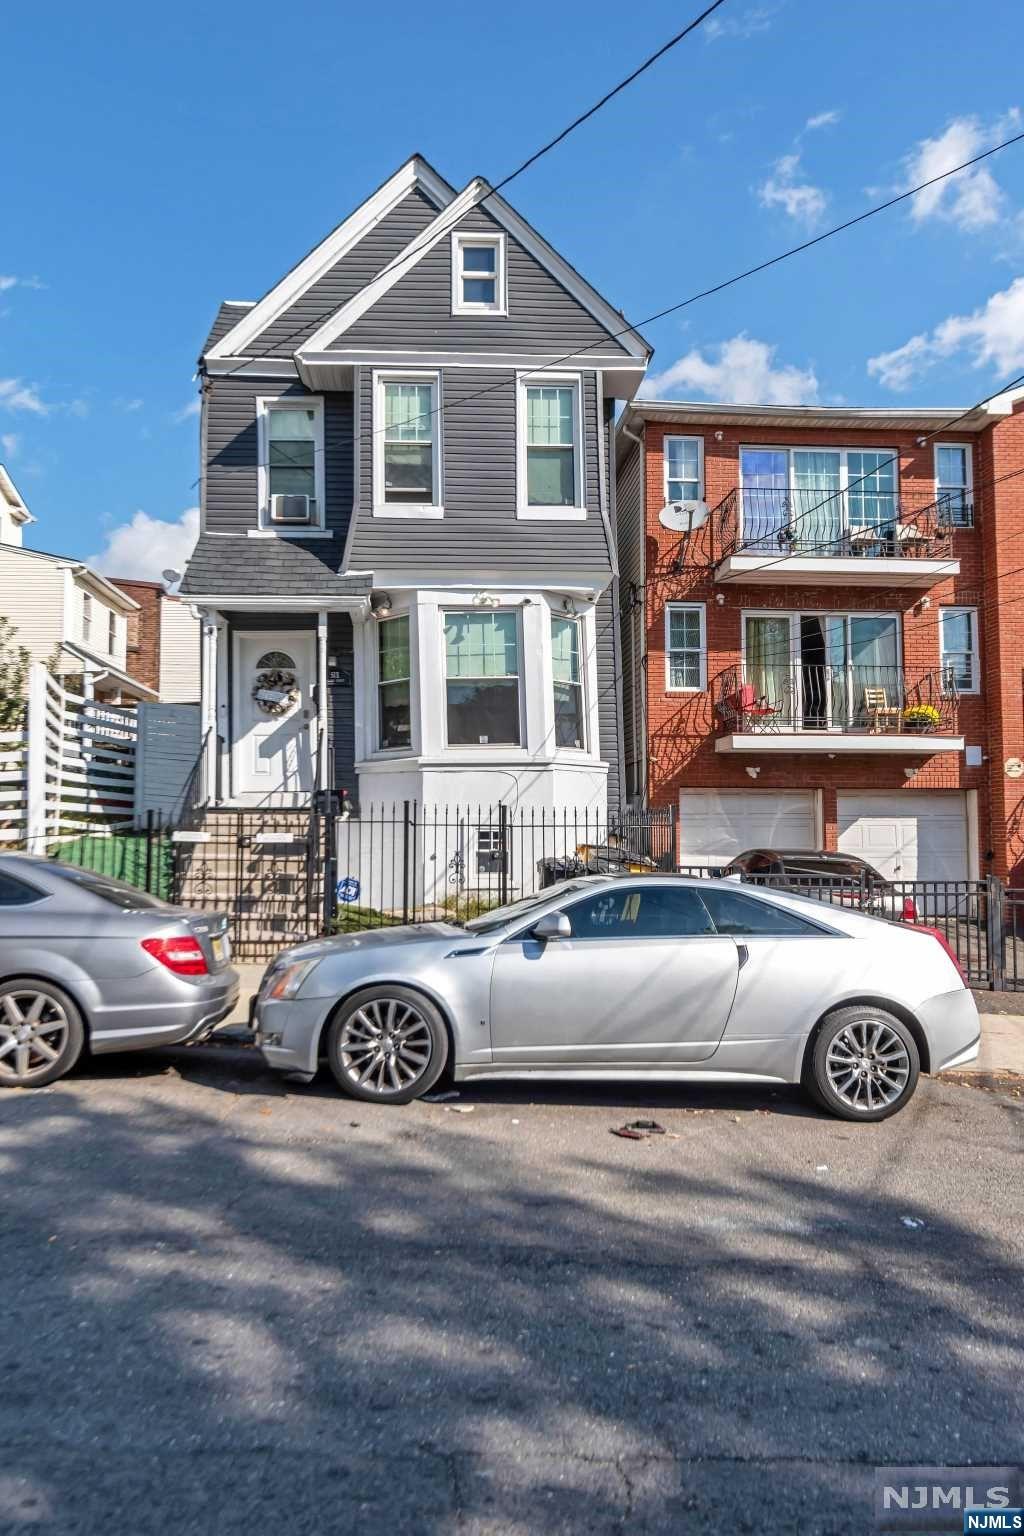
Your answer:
[863,685,901,733]
[737,682,785,732]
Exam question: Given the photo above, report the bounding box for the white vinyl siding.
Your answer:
[158,598,201,703]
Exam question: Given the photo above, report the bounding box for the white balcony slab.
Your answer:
[716,732,965,755]
[715,553,959,587]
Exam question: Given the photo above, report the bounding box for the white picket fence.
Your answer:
[2,663,139,851]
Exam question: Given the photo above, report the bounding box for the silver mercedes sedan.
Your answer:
[0,853,239,1089]
[254,875,980,1122]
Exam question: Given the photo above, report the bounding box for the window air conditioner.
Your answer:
[270,493,313,524]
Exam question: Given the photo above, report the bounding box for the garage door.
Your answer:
[679,790,816,867]
[837,793,968,882]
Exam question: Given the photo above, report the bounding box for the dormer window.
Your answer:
[451,233,506,316]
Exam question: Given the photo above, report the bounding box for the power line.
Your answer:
[220,1,728,381]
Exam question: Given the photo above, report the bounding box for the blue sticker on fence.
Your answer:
[336,877,360,905]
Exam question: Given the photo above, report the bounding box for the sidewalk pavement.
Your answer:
[222,960,1023,1076]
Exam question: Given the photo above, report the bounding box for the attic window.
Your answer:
[451,233,506,316]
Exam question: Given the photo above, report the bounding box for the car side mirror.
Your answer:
[532,911,572,942]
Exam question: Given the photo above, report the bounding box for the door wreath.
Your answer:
[252,652,299,716]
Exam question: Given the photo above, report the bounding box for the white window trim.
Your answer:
[441,606,525,750]
[939,605,980,695]
[549,611,589,753]
[665,602,707,693]
[374,610,416,755]
[256,395,326,532]
[451,231,507,317]
[372,369,444,519]
[663,435,705,503]
[516,372,586,521]
[934,442,974,526]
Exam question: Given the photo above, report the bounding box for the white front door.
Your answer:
[232,631,316,804]
[837,792,969,881]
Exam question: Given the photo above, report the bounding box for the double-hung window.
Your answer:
[940,606,979,694]
[375,375,441,515]
[935,445,973,528]
[664,437,704,503]
[665,603,706,691]
[444,611,521,746]
[82,592,92,645]
[451,233,506,315]
[258,396,325,529]
[551,616,585,749]
[108,609,117,655]
[377,615,412,751]
[519,376,583,517]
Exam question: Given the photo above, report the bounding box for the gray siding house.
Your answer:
[181,155,650,815]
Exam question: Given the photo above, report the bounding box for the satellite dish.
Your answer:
[658,500,708,532]
[161,568,182,586]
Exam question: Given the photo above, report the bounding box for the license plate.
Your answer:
[212,936,228,963]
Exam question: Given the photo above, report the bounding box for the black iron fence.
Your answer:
[714,485,969,562]
[715,663,960,738]
[35,804,1024,989]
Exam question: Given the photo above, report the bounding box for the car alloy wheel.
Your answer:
[0,986,77,1087]
[810,1005,919,1122]
[825,1019,911,1112]
[327,987,448,1104]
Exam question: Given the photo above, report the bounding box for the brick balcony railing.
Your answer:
[715,663,961,737]
[713,486,972,563]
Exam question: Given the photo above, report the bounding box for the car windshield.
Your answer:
[783,857,882,884]
[464,879,603,935]
[45,863,172,910]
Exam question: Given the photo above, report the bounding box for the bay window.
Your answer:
[375,374,441,514]
[551,616,585,749]
[444,611,521,746]
[378,615,412,750]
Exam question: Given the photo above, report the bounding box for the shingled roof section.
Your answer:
[180,535,373,599]
[199,301,256,359]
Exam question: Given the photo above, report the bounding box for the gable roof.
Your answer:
[299,177,650,363]
[204,155,456,361]
[0,543,140,609]
[201,300,255,356]
[0,464,35,526]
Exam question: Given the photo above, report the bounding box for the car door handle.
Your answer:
[736,943,749,970]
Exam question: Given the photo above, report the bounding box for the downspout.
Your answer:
[601,389,627,811]
[619,416,647,806]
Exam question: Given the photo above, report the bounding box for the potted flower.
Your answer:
[903,703,941,734]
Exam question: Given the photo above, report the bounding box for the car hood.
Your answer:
[274,922,467,967]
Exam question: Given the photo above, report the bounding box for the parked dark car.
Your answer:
[0,854,239,1088]
[722,849,918,922]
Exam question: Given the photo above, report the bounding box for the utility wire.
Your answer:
[220,0,729,380]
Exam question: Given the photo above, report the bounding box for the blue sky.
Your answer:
[3,0,1022,578]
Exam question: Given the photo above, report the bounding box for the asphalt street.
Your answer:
[1,1043,1022,1535]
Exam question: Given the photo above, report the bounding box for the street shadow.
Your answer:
[1,1069,1021,1533]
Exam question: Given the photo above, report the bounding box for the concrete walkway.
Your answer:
[223,961,1023,1076]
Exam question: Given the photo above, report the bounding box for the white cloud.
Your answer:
[805,109,840,131]
[867,276,1024,390]
[68,398,90,419]
[1,433,19,458]
[0,378,50,415]
[905,110,1020,232]
[757,153,827,225]
[704,5,777,41]
[90,506,199,582]
[115,397,144,413]
[639,334,819,405]
[174,399,201,423]
[0,274,45,293]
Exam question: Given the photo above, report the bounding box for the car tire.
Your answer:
[807,1005,920,1122]
[326,986,449,1105]
[0,979,85,1089]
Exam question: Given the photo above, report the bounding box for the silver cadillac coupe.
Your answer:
[253,874,979,1122]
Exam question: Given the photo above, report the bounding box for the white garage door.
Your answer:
[837,793,968,882]
[679,790,816,867]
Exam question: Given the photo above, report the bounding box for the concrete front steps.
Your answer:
[173,809,328,961]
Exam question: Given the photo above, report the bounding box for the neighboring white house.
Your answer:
[0,465,35,548]
[0,542,158,703]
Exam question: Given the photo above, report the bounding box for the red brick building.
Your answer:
[616,393,1024,883]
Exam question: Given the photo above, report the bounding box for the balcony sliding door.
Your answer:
[846,452,897,546]
[739,450,789,550]
[744,615,793,724]
[847,615,900,726]
[792,451,841,552]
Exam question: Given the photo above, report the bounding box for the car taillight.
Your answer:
[141,936,209,976]
[901,895,918,922]
[906,924,967,985]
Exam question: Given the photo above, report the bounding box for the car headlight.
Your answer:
[264,958,320,1000]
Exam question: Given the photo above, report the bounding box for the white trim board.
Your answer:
[205,156,456,360]
[300,179,650,361]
